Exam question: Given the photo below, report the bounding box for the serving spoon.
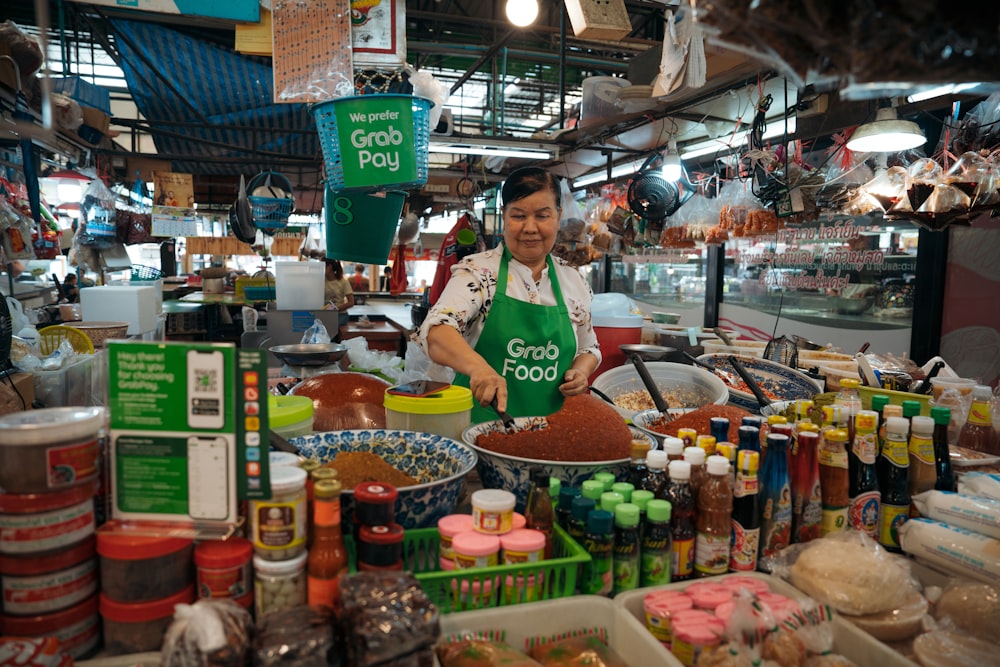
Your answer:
[620,344,677,420]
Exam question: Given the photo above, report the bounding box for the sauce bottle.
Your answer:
[663,437,685,463]
[907,416,937,517]
[629,439,651,488]
[710,417,730,447]
[665,460,696,581]
[729,450,760,572]
[931,406,956,492]
[870,394,889,449]
[684,446,707,499]
[631,489,654,541]
[878,416,911,552]
[737,425,761,454]
[848,410,881,540]
[612,503,641,595]
[556,486,581,530]
[958,385,1000,455]
[835,378,863,443]
[879,404,903,452]
[677,428,698,448]
[525,468,555,559]
[817,428,849,536]
[758,433,791,570]
[639,450,669,499]
[582,509,614,596]
[694,455,733,578]
[307,479,348,608]
[568,496,595,542]
[790,429,822,543]
[696,435,717,458]
[640,498,672,586]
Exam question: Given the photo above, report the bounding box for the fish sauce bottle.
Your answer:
[908,416,937,517]
[758,433,791,570]
[790,426,822,544]
[959,385,1000,455]
[640,498,672,586]
[694,455,733,578]
[817,428,850,537]
[835,378,863,444]
[629,438,651,488]
[612,503,641,595]
[878,416,911,552]
[525,468,555,560]
[931,406,956,492]
[665,460,696,581]
[848,410,881,540]
[582,509,614,596]
[729,450,761,572]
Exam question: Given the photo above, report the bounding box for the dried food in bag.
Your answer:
[529,635,627,667]
[436,637,543,667]
[933,579,1000,644]
[161,600,253,667]
[253,605,338,667]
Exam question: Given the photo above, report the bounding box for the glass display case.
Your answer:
[589,248,711,310]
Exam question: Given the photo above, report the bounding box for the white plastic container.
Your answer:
[383,385,473,442]
[275,261,324,310]
[79,285,158,335]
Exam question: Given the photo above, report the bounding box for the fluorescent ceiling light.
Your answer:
[906,83,979,104]
[573,158,646,188]
[680,117,797,159]
[846,107,925,153]
[429,143,553,160]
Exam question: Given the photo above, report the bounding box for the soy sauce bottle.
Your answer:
[931,406,956,492]
[848,410,881,540]
[878,417,911,552]
[729,450,760,572]
[665,460,696,581]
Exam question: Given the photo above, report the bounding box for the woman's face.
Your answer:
[502,188,560,270]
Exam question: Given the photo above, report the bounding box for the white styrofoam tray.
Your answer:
[439,594,679,667]
[614,572,919,667]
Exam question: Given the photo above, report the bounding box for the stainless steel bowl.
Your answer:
[269,343,348,367]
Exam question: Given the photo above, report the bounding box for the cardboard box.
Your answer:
[0,372,36,416]
[51,76,112,115]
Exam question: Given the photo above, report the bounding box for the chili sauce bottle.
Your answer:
[663,437,685,463]
[931,406,956,492]
[582,509,614,596]
[908,416,937,517]
[640,499,672,586]
[758,433,791,570]
[958,385,1000,455]
[790,427,821,544]
[818,428,850,537]
[665,460,696,581]
[848,410,881,540]
[612,503,641,595]
[694,455,733,578]
[684,446,707,499]
[878,417,911,552]
[730,450,761,572]
[307,479,348,608]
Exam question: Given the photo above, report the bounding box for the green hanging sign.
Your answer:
[333,96,418,190]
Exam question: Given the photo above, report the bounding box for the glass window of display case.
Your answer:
[720,215,919,353]
[589,248,710,311]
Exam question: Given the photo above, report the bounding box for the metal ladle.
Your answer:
[619,344,677,418]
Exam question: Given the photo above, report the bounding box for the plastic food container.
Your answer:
[357,523,404,567]
[452,531,500,569]
[269,451,304,468]
[253,551,307,618]
[500,528,545,564]
[99,585,195,655]
[0,593,100,659]
[354,482,398,527]
[194,537,253,607]
[383,385,473,442]
[0,536,97,616]
[590,313,643,382]
[471,489,515,535]
[249,466,307,561]
[438,514,474,561]
[0,483,96,556]
[268,394,315,438]
[0,407,104,494]
[97,530,194,603]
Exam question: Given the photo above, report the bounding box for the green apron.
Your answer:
[456,249,577,423]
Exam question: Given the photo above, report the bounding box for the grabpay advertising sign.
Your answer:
[334,96,417,190]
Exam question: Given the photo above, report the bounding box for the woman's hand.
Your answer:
[469,365,507,412]
[426,323,508,411]
[559,353,599,397]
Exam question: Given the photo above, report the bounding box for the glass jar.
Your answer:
[253,551,307,617]
[249,466,307,561]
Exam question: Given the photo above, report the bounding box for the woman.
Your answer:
[323,258,355,332]
[419,167,600,423]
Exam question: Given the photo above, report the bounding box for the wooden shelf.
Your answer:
[184,236,305,256]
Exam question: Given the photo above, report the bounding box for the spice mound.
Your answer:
[323,451,420,489]
[476,394,632,462]
[645,404,752,442]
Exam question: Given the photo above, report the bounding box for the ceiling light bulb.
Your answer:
[506,0,538,27]
[57,183,83,203]
[662,141,682,182]
[846,107,926,153]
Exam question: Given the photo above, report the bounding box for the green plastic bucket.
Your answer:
[325,188,407,265]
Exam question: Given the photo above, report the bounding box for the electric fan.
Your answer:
[626,153,695,224]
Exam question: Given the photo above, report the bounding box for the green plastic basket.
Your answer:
[348,523,590,613]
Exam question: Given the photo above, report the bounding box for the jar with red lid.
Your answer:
[96,529,193,603]
[353,482,398,527]
[99,584,195,655]
[357,523,404,570]
[0,483,96,556]
[0,594,100,659]
[0,535,98,616]
[194,537,253,608]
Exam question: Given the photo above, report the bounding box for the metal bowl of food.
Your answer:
[269,343,348,367]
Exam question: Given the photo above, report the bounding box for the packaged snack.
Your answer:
[529,635,628,667]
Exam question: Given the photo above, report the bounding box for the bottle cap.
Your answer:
[530,467,550,487]
[587,509,613,534]
[737,450,759,475]
[558,486,582,510]
[683,446,705,465]
[646,450,668,470]
[706,455,729,476]
[581,480,604,500]
[600,491,625,513]
[614,502,640,528]
[738,425,760,442]
[710,417,729,428]
[797,421,819,433]
[630,489,654,510]
[662,437,684,456]
[668,459,691,480]
[696,435,717,451]
[825,429,848,444]
[630,439,652,459]
[911,416,934,436]
[611,482,634,500]
[594,471,616,491]
[767,415,788,425]
[716,443,736,463]
[972,385,993,400]
[549,477,561,496]
[901,400,923,418]
[886,416,910,436]
[870,394,890,411]
[855,410,878,431]
[741,416,763,427]
[571,495,596,520]
[840,378,860,389]
[766,433,790,449]
[930,406,951,425]
[646,498,672,522]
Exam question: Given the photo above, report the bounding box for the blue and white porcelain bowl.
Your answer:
[291,429,477,529]
[461,420,655,512]
[695,353,821,413]
[629,408,695,444]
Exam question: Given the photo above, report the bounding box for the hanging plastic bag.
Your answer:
[300,319,331,345]
[552,178,592,266]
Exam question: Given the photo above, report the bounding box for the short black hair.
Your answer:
[501,167,561,211]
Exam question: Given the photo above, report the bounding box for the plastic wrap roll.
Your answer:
[911,490,1000,539]
[898,518,1000,585]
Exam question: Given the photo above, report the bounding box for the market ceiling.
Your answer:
[10,1,996,213]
